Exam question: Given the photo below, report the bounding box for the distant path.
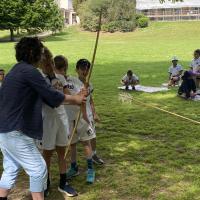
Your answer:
[0,31,53,42]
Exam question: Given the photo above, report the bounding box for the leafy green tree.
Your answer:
[0,0,25,41]
[72,0,87,12]
[21,0,63,33]
[47,4,64,33]
[0,0,64,41]
[78,0,136,32]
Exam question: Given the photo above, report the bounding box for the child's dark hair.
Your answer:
[0,69,5,73]
[194,49,200,55]
[76,59,91,70]
[15,37,43,64]
[54,55,68,70]
[127,70,133,76]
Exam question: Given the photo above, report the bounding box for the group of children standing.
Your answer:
[0,47,104,198]
[38,47,104,197]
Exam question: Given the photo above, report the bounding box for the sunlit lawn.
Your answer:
[0,21,200,200]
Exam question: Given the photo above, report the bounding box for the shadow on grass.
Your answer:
[0,29,73,43]
[0,60,199,199]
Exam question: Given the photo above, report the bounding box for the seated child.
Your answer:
[0,69,5,87]
[178,71,197,99]
[121,70,139,90]
[168,56,183,87]
[190,49,200,88]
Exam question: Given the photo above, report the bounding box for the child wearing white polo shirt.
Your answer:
[121,70,139,90]
[38,48,77,198]
[168,56,183,87]
[64,59,97,184]
[190,49,200,88]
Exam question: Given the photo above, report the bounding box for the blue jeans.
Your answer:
[0,131,47,192]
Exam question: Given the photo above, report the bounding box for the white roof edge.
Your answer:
[136,0,200,10]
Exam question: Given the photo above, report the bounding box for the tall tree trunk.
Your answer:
[17,28,20,36]
[10,28,14,41]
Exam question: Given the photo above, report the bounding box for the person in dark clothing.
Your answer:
[0,37,86,200]
[178,71,197,99]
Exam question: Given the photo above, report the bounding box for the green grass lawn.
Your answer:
[0,21,200,200]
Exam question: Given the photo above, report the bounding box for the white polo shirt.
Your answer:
[64,76,93,121]
[168,64,183,76]
[190,58,200,72]
[122,74,139,84]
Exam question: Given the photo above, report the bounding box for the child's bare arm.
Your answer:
[81,102,90,124]
[63,87,71,95]
[169,73,172,80]
[90,96,100,122]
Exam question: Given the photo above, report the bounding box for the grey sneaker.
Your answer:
[92,154,104,165]
[58,182,78,197]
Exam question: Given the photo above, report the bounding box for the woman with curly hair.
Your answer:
[0,37,86,200]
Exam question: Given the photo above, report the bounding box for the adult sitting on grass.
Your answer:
[0,37,86,200]
[168,56,183,87]
[121,70,139,90]
[178,71,197,100]
[0,69,5,87]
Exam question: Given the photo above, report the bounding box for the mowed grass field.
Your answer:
[0,21,200,200]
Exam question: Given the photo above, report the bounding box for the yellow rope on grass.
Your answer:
[119,93,200,125]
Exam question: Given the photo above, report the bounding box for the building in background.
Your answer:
[55,0,80,25]
[136,0,200,21]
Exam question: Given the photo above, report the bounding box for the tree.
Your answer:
[0,0,25,41]
[0,0,64,41]
[78,0,136,32]
[72,0,87,12]
[21,0,64,33]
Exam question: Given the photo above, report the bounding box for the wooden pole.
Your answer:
[64,10,103,159]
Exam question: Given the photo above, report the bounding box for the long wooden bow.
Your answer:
[65,10,103,158]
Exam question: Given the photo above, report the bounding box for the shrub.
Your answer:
[102,21,119,33]
[138,17,149,28]
[135,13,146,21]
[118,21,135,32]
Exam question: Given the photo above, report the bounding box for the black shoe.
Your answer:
[92,154,104,165]
[44,175,50,198]
[44,187,49,198]
[58,182,78,197]
[125,85,129,90]
[132,86,135,90]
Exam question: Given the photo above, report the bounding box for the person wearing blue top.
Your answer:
[0,37,86,200]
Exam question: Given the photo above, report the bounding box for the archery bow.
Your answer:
[65,10,103,158]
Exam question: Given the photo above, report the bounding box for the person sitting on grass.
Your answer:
[38,48,78,198]
[0,69,5,88]
[178,71,197,99]
[121,70,139,90]
[168,56,183,87]
[190,49,200,88]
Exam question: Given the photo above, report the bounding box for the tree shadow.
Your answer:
[0,60,199,199]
